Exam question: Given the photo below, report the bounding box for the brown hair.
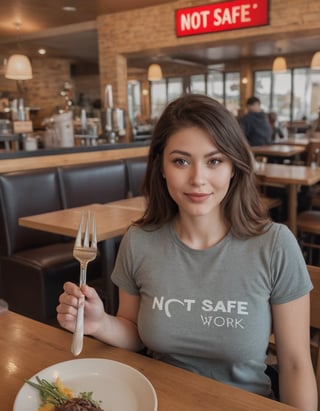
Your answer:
[135,94,270,237]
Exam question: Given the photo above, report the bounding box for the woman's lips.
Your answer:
[185,193,212,202]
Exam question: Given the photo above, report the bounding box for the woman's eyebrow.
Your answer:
[169,149,191,156]
[169,150,220,157]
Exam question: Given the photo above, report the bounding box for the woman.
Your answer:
[57,94,317,410]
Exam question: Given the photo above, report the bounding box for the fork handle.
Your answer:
[71,294,85,356]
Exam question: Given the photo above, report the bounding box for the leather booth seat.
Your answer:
[125,156,148,197]
[58,160,128,208]
[0,168,101,322]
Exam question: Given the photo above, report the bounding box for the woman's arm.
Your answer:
[57,282,144,352]
[272,294,317,411]
[92,287,144,351]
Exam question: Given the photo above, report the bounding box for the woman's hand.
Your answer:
[57,281,105,335]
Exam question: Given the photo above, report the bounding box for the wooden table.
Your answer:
[256,163,320,235]
[274,136,320,147]
[252,144,306,158]
[1,310,298,411]
[19,199,144,242]
[274,137,310,147]
[19,198,145,314]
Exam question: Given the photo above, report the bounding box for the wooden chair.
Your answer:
[268,265,320,409]
[297,211,320,264]
[296,142,320,262]
[306,141,320,209]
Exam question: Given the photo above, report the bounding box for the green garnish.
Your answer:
[25,377,103,408]
[26,377,69,405]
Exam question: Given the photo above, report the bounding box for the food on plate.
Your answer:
[25,376,105,411]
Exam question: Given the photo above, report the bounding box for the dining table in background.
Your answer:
[1,310,299,411]
[19,197,145,314]
[18,198,145,242]
[274,135,320,147]
[255,163,320,236]
[274,136,309,147]
[251,144,306,160]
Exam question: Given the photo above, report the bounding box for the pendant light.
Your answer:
[311,52,320,69]
[272,48,287,73]
[147,63,163,81]
[5,54,32,80]
[5,22,33,80]
[272,56,287,73]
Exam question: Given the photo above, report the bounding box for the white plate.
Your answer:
[14,358,158,411]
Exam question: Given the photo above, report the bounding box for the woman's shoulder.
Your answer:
[234,222,296,249]
[263,221,295,239]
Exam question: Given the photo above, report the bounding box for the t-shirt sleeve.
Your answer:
[111,227,140,295]
[270,224,313,304]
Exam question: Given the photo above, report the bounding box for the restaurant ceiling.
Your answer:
[0,0,320,71]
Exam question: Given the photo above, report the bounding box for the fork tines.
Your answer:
[75,211,97,248]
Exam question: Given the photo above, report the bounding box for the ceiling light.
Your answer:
[147,63,163,81]
[272,56,287,73]
[5,22,33,80]
[38,48,46,55]
[311,51,320,69]
[5,54,33,80]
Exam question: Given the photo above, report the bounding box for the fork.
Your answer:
[71,211,97,356]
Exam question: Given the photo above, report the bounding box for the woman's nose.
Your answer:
[189,164,206,186]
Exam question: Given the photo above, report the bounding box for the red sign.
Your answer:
[176,0,269,37]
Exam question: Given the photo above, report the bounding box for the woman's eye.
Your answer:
[208,158,221,166]
[174,158,189,166]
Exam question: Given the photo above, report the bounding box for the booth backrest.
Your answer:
[0,169,63,256]
[58,160,128,208]
[125,156,148,197]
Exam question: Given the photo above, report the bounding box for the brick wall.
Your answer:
[22,58,74,127]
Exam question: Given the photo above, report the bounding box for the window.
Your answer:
[167,78,183,103]
[190,74,206,94]
[148,71,241,120]
[310,69,320,121]
[254,71,272,112]
[272,72,291,122]
[207,71,224,103]
[254,67,320,122]
[225,72,240,116]
[150,80,167,120]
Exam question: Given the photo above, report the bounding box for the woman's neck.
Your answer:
[174,212,230,250]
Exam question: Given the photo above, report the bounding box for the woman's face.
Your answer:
[162,126,234,220]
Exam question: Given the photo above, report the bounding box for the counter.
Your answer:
[0,141,150,173]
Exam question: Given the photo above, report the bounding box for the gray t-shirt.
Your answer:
[111,222,312,397]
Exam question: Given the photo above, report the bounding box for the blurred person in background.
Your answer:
[239,96,272,146]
